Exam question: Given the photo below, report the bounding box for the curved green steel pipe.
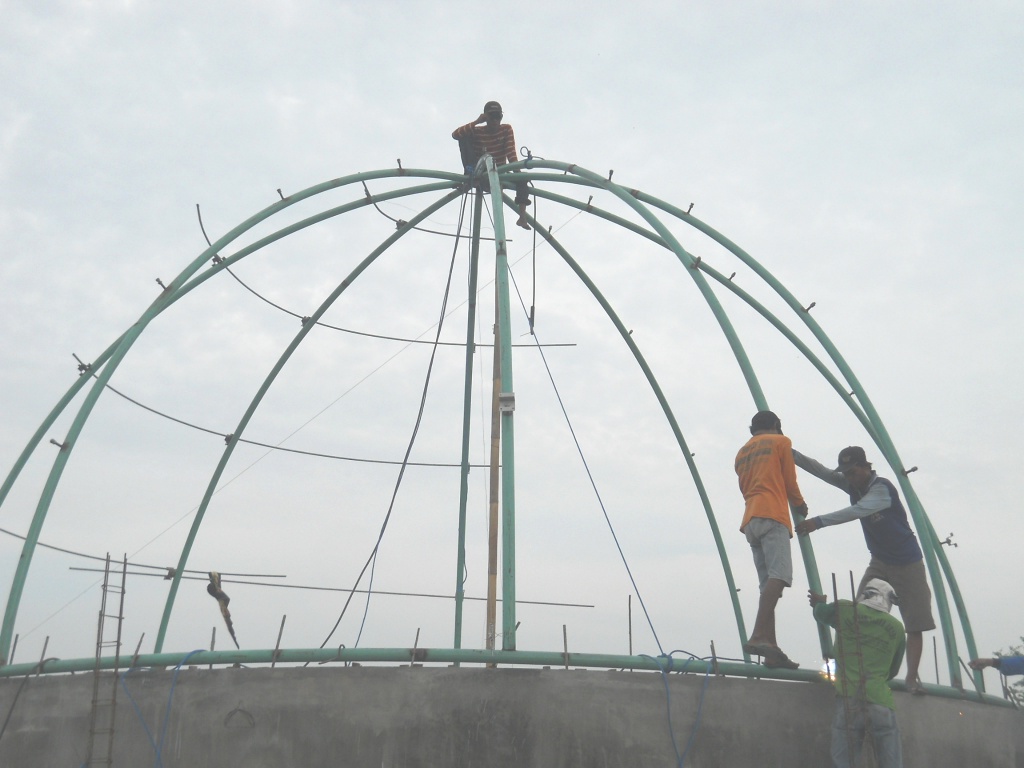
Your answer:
[0,646,1009,710]
[154,188,465,652]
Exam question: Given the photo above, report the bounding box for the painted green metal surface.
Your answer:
[483,156,519,652]
[0,158,978,701]
[0,646,1010,709]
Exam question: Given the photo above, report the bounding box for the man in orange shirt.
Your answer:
[735,410,807,668]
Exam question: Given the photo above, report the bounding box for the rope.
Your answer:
[119,649,205,768]
[641,652,713,768]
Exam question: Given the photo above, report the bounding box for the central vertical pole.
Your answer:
[453,188,484,652]
[485,299,501,652]
[484,157,518,651]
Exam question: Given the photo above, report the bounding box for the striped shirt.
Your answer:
[452,122,518,166]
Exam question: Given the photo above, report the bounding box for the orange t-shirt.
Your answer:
[735,432,805,534]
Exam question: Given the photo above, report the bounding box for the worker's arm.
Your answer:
[792,449,850,492]
[972,656,1024,676]
[798,482,891,534]
[501,125,518,165]
[888,634,906,681]
[452,114,487,140]
[810,593,837,628]
[817,482,890,526]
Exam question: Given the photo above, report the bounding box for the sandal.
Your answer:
[742,641,777,657]
[764,650,800,670]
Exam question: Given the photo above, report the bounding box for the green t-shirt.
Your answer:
[814,600,906,709]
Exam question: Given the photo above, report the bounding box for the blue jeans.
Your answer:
[831,701,902,768]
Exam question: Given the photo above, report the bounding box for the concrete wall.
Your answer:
[0,665,1020,767]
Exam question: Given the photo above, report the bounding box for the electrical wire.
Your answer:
[313,189,471,653]
[505,261,666,655]
[8,186,586,645]
[352,189,468,648]
[90,377,487,468]
[362,179,498,241]
[0,526,282,579]
[198,200,559,349]
[66,565,594,609]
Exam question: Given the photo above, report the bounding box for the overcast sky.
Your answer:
[1,1,1021,686]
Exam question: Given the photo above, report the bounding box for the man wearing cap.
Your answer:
[452,101,530,229]
[794,446,934,694]
[735,410,808,669]
[809,580,906,768]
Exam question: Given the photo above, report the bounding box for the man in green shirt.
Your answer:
[810,579,906,768]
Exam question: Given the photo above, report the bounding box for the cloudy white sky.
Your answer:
[1,1,1021,688]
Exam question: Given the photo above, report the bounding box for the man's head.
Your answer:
[859,578,898,614]
[749,410,782,435]
[483,100,503,125]
[835,445,873,491]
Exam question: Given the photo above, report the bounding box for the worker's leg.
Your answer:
[861,559,934,690]
[867,703,903,768]
[830,703,864,768]
[514,180,530,229]
[905,631,923,687]
[750,577,786,646]
[744,518,792,648]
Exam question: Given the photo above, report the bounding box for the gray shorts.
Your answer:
[858,557,936,633]
[744,517,793,591]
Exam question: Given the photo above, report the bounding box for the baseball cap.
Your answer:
[835,446,868,472]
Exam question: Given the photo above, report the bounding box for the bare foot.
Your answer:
[516,217,530,230]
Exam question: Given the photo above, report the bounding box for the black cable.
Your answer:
[362,179,498,241]
[353,188,469,645]
[505,242,666,654]
[67,566,594,608]
[87,375,489,468]
[0,526,283,579]
[315,188,471,653]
